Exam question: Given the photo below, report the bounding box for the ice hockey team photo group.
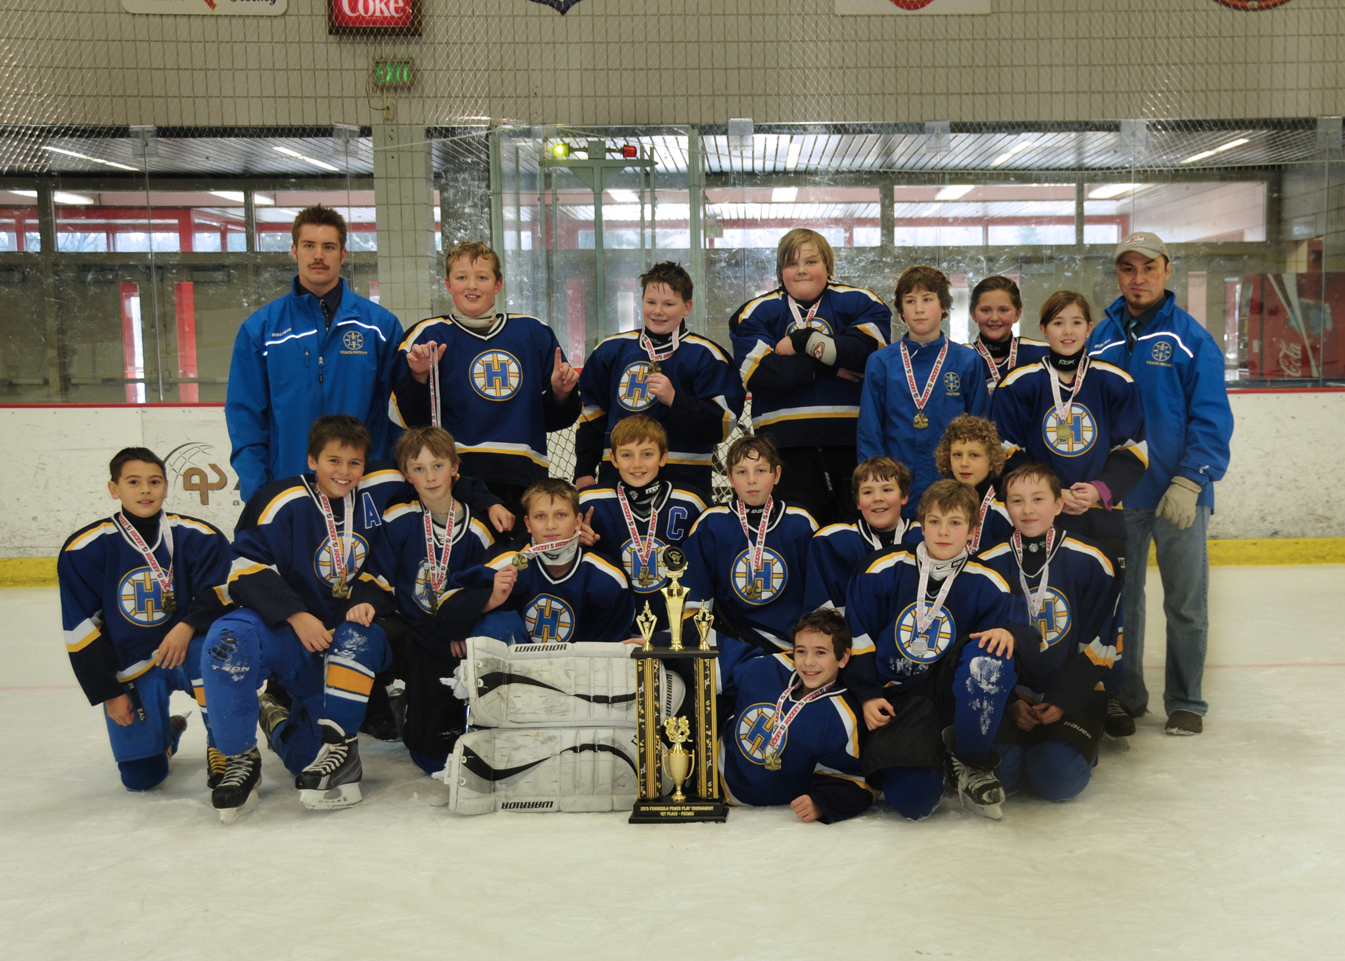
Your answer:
[62,202,1234,826]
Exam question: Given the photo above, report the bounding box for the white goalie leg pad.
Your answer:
[441,727,642,814]
[453,637,684,729]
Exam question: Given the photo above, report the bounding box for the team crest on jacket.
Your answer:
[785,316,834,337]
[1031,588,1072,648]
[616,362,658,411]
[732,547,787,604]
[312,533,370,589]
[621,536,668,592]
[736,702,784,764]
[1151,341,1173,363]
[1043,403,1097,456]
[471,349,523,400]
[118,567,173,626]
[342,330,364,351]
[944,371,961,393]
[524,593,575,642]
[892,601,956,663]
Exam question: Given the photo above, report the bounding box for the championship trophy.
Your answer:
[629,545,729,823]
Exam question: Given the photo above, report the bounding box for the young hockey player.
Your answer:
[934,414,1014,554]
[370,427,497,775]
[976,464,1121,802]
[683,434,819,685]
[58,448,232,792]
[730,228,891,526]
[802,456,921,615]
[844,480,1034,821]
[576,415,706,631]
[437,479,635,646]
[857,265,990,517]
[200,416,394,821]
[721,610,874,824]
[969,275,1048,395]
[389,241,581,520]
[574,261,744,495]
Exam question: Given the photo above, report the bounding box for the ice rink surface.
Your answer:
[2,566,1343,961]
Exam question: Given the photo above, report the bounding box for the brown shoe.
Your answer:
[1164,710,1203,735]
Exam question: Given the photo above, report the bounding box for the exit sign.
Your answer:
[373,59,414,88]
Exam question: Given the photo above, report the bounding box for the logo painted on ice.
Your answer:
[342,330,365,351]
[1033,587,1072,648]
[525,593,575,643]
[1151,341,1173,363]
[118,567,173,626]
[471,350,523,401]
[892,601,956,664]
[732,547,787,604]
[616,362,658,411]
[1043,403,1098,457]
[736,703,784,764]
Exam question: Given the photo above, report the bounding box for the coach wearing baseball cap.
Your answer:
[1087,232,1234,737]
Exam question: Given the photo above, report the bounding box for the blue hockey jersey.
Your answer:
[226,277,404,503]
[1087,291,1233,510]
[857,335,991,516]
[966,483,1014,555]
[574,327,744,483]
[802,518,922,615]
[721,653,873,823]
[683,500,818,653]
[843,549,1021,703]
[976,334,1049,395]
[227,474,395,631]
[992,358,1147,540]
[58,512,232,705]
[389,313,581,487]
[730,284,890,448]
[577,482,705,631]
[976,534,1120,720]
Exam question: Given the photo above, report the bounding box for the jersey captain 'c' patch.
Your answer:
[731,547,787,604]
[620,535,668,592]
[735,702,784,765]
[118,567,173,627]
[1032,587,1072,648]
[616,361,658,412]
[312,533,370,588]
[1042,402,1098,456]
[785,316,834,337]
[892,601,957,664]
[470,349,523,401]
[524,593,575,643]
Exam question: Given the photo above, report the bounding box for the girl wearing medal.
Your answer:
[858,265,990,519]
[969,275,1049,395]
[933,414,1014,554]
[720,610,873,824]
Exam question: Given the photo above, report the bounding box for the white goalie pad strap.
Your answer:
[441,727,641,815]
[453,637,684,729]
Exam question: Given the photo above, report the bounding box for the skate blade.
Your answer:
[217,788,259,824]
[959,794,1003,821]
[1104,730,1132,752]
[300,782,362,810]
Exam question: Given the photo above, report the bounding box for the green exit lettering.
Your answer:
[373,60,413,88]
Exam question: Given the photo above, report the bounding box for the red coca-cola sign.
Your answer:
[329,0,421,35]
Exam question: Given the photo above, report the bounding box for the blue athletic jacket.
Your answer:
[1086,292,1233,510]
[226,277,404,503]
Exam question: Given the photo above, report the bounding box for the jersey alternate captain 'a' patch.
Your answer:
[471,349,523,401]
[892,600,957,664]
[311,533,370,590]
[118,567,173,627]
[524,593,575,643]
[1032,587,1072,648]
[735,702,784,765]
[1043,402,1098,456]
[615,362,658,412]
[731,547,787,604]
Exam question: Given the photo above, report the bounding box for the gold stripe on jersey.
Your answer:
[831,692,861,758]
[64,615,103,652]
[65,522,116,553]
[257,486,308,526]
[753,406,860,428]
[228,557,277,585]
[584,552,629,588]
[116,657,156,683]
[167,515,221,537]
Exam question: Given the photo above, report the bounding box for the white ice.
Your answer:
[2,566,1343,960]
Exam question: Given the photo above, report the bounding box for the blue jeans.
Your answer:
[1122,506,1211,717]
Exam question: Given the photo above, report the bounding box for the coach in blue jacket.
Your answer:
[225,206,404,502]
[1088,232,1233,736]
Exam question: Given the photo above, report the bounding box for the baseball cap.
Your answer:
[1113,231,1170,264]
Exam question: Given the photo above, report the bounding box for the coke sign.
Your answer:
[329,0,421,35]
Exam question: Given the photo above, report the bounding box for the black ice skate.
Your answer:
[212,746,262,824]
[295,720,363,810]
[942,726,1005,821]
[257,691,290,753]
[1105,697,1136,738]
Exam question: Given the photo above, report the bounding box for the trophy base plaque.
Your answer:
[629,797,730,823]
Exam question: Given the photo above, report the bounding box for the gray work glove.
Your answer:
[1155,476,1202,530]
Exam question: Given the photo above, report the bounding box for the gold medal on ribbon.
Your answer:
[913,412,929,430]
[763,750,782,771]
[1055,422,1073,444]
[162,595,177,614]
[743,580,762,600]
[511,552,530,571]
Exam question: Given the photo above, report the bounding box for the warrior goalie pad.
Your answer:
[442,727,641,815]
[453,637,684,729]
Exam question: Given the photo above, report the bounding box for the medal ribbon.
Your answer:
[638,325,680,365]
[422,499,457,598]
[967,485,996,554]
[114,511,174,602]
[1046,354,1089,436]
[899,341,949,416]
[915,547,959,635]
[616,484,660,571]
[787,295,822,333]
[734,498,773,579]
[1012,528,1057,620]
[429,349,442,428]
[765,673,836,758]
[309,481,354,592]
[516,532,581,563]
[975,336,1018,385]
